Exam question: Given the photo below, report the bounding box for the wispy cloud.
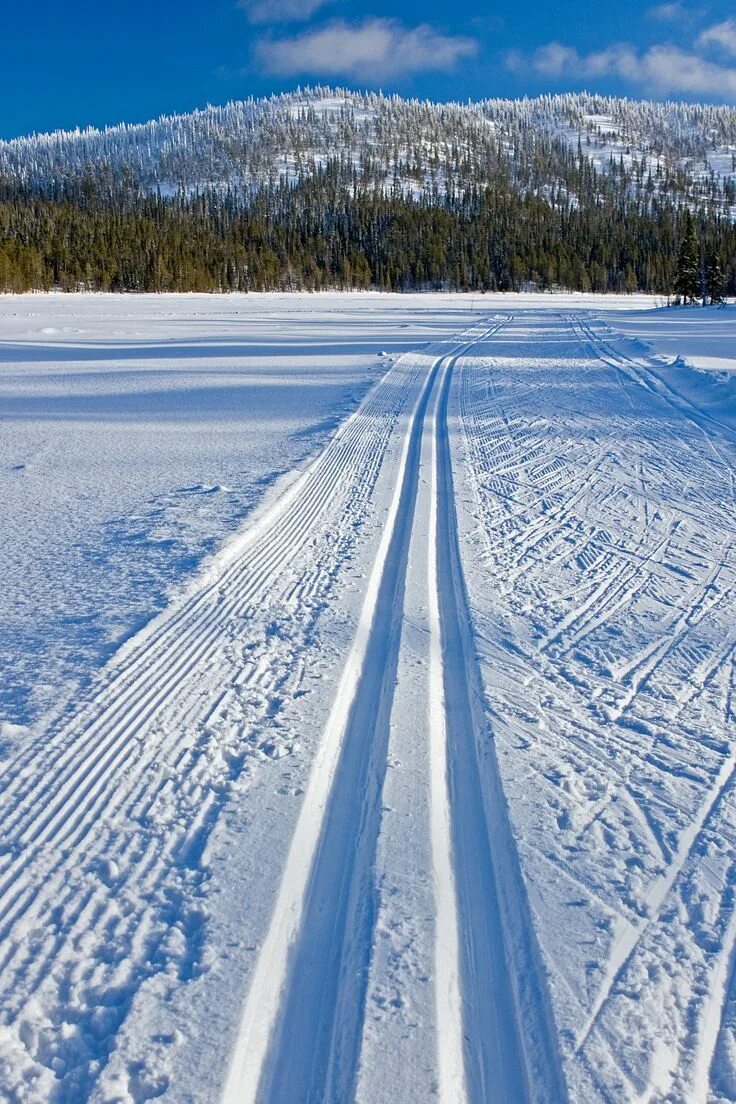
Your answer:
[237,0,331,25]
[647,2,685,22]
[637,45,736,95]
[256,18,478,80]
[697,19,736,57]
[507,39,736,100]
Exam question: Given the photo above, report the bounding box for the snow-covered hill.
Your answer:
[1,87,735,214]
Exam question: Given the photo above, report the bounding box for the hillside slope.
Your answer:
[2,87,735,213]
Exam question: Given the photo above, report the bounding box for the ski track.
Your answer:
[219,334,458,1104]
[219,319,565,1104]
[0,335,453,1101]
[455,311,736,1104]
[3,304,736,1104]
[432,339,566,1104]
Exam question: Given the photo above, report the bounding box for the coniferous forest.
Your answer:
[1,89,735,295]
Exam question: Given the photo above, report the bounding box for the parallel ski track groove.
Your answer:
[0,377,403,795]
[218,321,512,1104]
[1,399,380,817]
[571,315,736,459]
[445,337,568,1104]
[0,350,437,941]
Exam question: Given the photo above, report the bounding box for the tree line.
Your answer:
[1,161,735,296]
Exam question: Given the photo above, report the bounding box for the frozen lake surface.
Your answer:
[0,292,735,1104]
[0,293,495,727]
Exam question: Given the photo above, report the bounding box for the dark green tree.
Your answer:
[674,211,701,304]
[706,248,726,305]
[1,152,736,296]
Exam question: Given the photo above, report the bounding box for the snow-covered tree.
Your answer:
[706,249,726,304]
[675,211,701,304]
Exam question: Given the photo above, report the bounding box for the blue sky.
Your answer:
[3,0,736,139]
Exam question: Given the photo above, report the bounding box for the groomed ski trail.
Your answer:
[221,320,566,1104]
[4,303,736,1104]
[430,339,566,1104]
[0,331,470,1101]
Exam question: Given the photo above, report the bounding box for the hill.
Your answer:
[1,88,735,294]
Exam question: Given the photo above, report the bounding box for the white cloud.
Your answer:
[509,39,736,99]
[238,0,331,25]
[518,42,639,79]
[697,20,736,57]
[647,2,685,22]
[256,18,478,80]
[642,44,736,94]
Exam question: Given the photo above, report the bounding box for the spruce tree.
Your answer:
[675,211,701,304]
[706,248,726,305]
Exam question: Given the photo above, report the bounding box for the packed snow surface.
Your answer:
[0,291,735,1104]
[0,292,492,727]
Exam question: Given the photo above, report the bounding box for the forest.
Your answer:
[1,167,734,295]
[1,88,735,295]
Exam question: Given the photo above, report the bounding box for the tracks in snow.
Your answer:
[0,364,407,926]
[22,306,735,1104]
[454,311,736,1104]
[0,338,441,1098]
[430,337,565,1104]
[221,319,564,1104]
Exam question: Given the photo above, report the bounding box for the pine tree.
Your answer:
[2,139,736,295]
[674,211,701,304]
[706,248,726,305]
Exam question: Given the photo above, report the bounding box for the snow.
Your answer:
[3,88,735,212]
[454,307,736,1102]
[0,292,490,729]
[599,305,736,439]
[550,111,736,218]
[1,291,735,1104]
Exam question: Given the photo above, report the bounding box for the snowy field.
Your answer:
[0,293,494,729]
[0,291,735,1104]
